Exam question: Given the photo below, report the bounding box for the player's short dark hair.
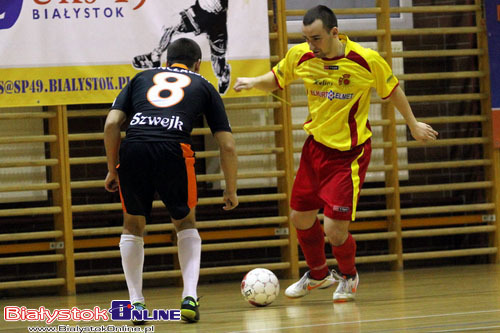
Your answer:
[303,5,338,31]
[166,38,202,68]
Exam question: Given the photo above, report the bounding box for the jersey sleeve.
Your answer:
[369,50,399,99]
[204,84,232,134]
[110,76,134,115]
[271,44,302,89]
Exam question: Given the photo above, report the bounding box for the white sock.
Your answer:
[119,234,145,304]
[177,229,201,299]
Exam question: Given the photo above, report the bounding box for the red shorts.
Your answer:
[291,136,371,221]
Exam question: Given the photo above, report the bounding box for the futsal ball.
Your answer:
[241,268,280,307]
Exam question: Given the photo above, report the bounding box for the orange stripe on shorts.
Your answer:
[115,164,127,213]
[118,184,127,214]
[180,143,197,209]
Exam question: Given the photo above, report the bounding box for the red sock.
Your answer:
[296,218,329,280]
[332,233,357,276]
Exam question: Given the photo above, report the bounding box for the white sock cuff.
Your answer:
[177,228,201,241]
[120,234,144,246]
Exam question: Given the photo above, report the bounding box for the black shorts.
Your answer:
[117,141,197,220]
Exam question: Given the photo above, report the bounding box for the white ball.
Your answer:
[241,268,280,307]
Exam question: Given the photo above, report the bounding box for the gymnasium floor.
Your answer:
[2,264,500,332]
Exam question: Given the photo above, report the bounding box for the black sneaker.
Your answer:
[131,302,147,326]
[180,296,199,323]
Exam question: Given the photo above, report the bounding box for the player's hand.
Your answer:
[104,171,119,192]
[223,190,238,210]
[233,77,255,92]
[410,122,439,142]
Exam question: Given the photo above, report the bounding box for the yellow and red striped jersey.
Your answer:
[272,35,399,151]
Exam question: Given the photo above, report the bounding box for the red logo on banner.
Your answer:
[33,0,146,10]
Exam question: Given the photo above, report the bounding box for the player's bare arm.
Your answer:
[389,86,439,142]
[214,131,239,210]
[233,71,278,92]
[104,109,127,192]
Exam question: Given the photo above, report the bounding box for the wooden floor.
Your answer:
[2,264,500,332]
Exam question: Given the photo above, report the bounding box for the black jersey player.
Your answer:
[106,38,238,324]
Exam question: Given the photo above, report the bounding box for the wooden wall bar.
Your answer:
[0,1,498,295]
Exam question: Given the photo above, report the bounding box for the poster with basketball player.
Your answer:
[0,0,270,107]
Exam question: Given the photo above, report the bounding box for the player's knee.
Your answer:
[219,139,235,154]
[174,219,196,232]
[122,223,145,237]
[290,210,316,230]
[172,209,196,231]
[289,211,300,228]
[122,214,146,236]
[326,232,346,246]
[324,221,349,246]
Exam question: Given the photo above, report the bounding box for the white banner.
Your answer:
[0,0,270,106]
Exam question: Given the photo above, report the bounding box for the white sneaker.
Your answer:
[332,270,359,303]
[285,270,336,298]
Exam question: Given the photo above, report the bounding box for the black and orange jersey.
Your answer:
[112,64,231,144]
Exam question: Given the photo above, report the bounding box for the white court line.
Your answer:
[429,326,500,333]
[227,309,500,333]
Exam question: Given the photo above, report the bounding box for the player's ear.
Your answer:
[330,26,339,37]
[194,59,201,73]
